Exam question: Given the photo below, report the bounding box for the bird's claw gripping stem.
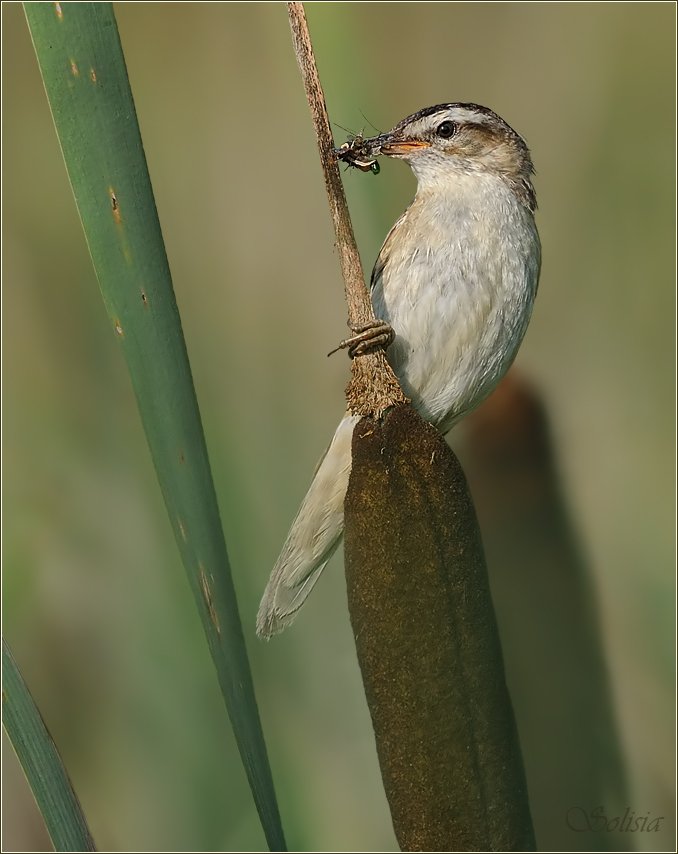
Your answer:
[328,320,396,359]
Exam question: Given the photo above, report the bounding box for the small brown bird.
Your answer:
[257,103,541,638]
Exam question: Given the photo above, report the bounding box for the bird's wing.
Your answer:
[370,208,409,292]
[256,414,359,638]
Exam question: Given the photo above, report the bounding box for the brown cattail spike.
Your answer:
[344,404,535,852]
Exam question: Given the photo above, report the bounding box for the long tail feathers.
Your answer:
[256,415,359,638]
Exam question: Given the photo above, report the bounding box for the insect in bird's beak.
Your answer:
[334,138,380,173]
[334,130,431,171]
[334,128,388,173]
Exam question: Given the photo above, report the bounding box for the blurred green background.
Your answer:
[2,2,674,851]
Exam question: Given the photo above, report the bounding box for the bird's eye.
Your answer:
[436,120,457,139]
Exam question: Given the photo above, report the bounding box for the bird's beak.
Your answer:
[367,133,431,157]
[380,139,431,156]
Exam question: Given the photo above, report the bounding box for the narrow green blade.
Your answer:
[22,3,285,849]
[2,638,97,852]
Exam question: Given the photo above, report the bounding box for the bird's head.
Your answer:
[341,103,536,210]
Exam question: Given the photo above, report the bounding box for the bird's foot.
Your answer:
[328,320,395,358]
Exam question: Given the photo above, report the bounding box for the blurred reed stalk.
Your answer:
[462,373,630,851]
[287,3,535,849]
[2,638,96,852]
[22,3,285,849]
